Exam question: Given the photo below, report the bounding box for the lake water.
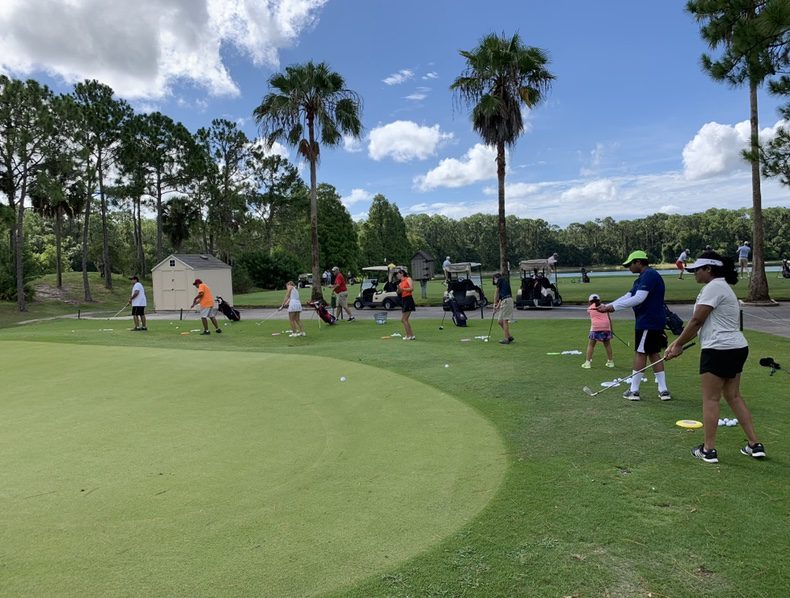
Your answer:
[556,266,782,279]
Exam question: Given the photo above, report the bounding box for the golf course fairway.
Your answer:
[0,341,506,597]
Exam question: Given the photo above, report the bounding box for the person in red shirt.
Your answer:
[330,266,355,321]
[396,268,415,340]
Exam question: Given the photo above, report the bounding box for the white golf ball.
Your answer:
[484,338,489,343]
[340,376,347,382]
[444,363,449,368]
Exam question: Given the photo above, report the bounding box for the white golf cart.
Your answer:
[515,259,562,309]
[442,262,488,311]
[353,265,405,310]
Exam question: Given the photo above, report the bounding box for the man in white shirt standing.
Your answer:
[127,275,148,331]
[736,241,750,277]
[442,256,452,281]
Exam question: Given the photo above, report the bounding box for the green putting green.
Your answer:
[0,341,506,597]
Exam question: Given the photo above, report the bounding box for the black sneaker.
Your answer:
[498,339,511,344]
[201,330,211,336]
[508,336,514,342]
[140,327,148,331]
[215,328,222,334]
[692,444,719,463]
[658,390,671,401]
[623,390,640,401]
[348,316,356,321]
[740,442,766,459]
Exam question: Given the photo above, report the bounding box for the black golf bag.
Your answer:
[782,259,790,279]
[664,303,683,336]
[216,296,241,321]
[448,298,467,327]
[310,300,337,325]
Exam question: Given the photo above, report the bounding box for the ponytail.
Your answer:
[700,251,738,284]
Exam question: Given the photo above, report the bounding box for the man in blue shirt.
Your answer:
[598,250,671,401]
[492,272,514,344]
[736,241,751,277]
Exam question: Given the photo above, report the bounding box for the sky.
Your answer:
[1,0,788,226]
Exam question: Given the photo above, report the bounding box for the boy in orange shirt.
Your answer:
[582,294,614,368]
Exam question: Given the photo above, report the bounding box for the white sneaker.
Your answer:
[605,360,615,368]
[581,361,592,369]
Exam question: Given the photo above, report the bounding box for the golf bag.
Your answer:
[664,303,683,336]
[448,298,468,327]
[782,259,790,279]
[310,299,337,325]
[216,296,241,321]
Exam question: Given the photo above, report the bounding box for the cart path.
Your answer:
[63,302,790,339]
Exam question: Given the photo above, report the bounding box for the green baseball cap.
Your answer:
[622,250,649,267]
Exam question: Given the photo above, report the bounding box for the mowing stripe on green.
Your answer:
[0,341,506,597]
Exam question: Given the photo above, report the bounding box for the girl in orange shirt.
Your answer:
[396,269,415,340]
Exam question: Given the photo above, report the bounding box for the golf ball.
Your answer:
[484,338,489,343]
[444,363,449,368]
[340,376,347,382]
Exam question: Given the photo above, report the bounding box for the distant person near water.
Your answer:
[736,241,751,277]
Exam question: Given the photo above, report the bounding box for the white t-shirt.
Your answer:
[678,251,688,262]
[695,278,746,350]
[131,282,147,307]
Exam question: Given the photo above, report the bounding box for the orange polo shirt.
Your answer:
[198,283,214,308]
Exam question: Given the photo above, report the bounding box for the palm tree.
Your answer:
[451,33,554,275]
[687,0,790,302]
[253,62,362,300]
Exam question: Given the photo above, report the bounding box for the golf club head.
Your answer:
[582,386,596,397]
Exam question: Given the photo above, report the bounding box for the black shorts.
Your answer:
[700,347,748,378]
[634,329,667,355]
[131,306,145,316]
[401,295,416,312]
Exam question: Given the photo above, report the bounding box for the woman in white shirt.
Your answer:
[665,251,765,464]
[279,281,305,337]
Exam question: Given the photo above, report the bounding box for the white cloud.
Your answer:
[251,138,290,160]
[340,188,372,209]
[422,71,438,80]
[414,143,498,191]
[682,119,784,180]
[382,69,413,85]
[0,0,328,99]
[405,93,427,101]
[560,179,618,202]
[580,142,607,176]
[658,204,681,214]
[342,134,363,153]
[368,120,453,162]
[483,182,540,199]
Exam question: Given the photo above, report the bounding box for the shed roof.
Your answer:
[411,250,434,261]
[152,254,231,271]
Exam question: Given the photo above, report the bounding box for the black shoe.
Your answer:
[140,327,147,331]
[508,336,514,342]
[215,328,222,334]
[201,330,211,336]
[498,339,511,344]
[692,444,719,463]
[348,316,356,321]
[740,442,766,459]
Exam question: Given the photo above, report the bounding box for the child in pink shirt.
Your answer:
[583,294,614,369]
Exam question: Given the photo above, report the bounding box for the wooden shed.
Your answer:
[410,250,435,281]
[151,254,233,311]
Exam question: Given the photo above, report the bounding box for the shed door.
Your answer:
[161,269,190,310]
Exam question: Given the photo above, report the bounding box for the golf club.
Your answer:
[110,304,128,319]
[583,342,696,397]
[486,305,498,340]
[607,313,630,348]
[439,308,448,330]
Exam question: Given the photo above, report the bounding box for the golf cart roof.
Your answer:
[519,259,550,270]
[445,262,482,273]
[362,265,406,272]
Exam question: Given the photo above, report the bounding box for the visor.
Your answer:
[685,258,723,272]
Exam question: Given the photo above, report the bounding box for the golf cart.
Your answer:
[442,262,488,311]
[353,265,405,310]
[516,259,562,309]
[297,273,313,288]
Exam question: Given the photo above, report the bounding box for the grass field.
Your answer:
[236,272,790,308]
[1,316,788,596]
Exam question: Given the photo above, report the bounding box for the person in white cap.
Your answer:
[665,250,765,464]
[582,294,614,368]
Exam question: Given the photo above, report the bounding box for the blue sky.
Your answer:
[1,0,787,225]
